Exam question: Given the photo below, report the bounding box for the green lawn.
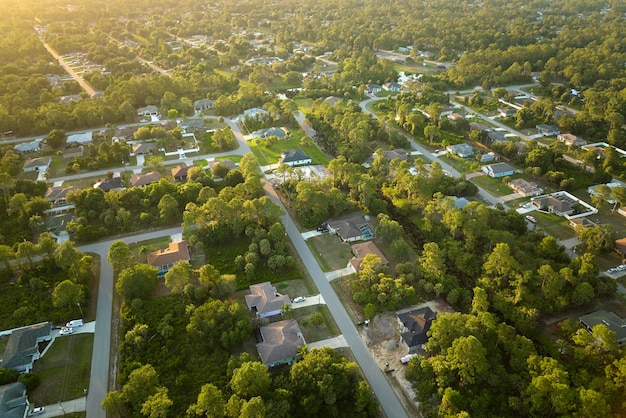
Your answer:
[31,334,93,405]
[306,234,353,272]
[440,154,481,175]
[292,305,340,343]
[294,98,313,113]
[216,154,243,163]
[248,134,330,166]
[471,175,515,196]
[531,211,576,240]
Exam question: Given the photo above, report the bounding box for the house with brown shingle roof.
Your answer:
[130,171,161,188]
[171,165,192,182]
[132,142,157,155]
[256,319,306,367]
[147,240,190,278]
[508,178,543,197]
[348,241,389,272]
[245,282,291,318]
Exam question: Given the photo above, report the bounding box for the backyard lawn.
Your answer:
[30,334,93,406]
[306,234,353,272]
[531,211,576,240]
[291,305,340,343]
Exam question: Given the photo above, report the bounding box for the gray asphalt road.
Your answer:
[79,226,182,418]
[263,183,409,418]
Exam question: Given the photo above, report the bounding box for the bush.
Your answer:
[18,372,41,391]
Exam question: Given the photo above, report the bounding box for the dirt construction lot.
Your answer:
[358,300,455,416]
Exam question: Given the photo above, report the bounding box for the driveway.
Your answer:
[308,334,348,349]
[32,397,86,418]
[290,294,325,309]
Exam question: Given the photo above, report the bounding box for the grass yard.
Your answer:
[131,237,173,264]
[471,174,515,196]
[294,98,314,113]
[31,334,93,406]
[440,154,481,175]
[569,189,626,238]
[531,211,576,240]
[248,134,330,166]
[306,234,353,272]
[292,305,340,343]
[216,155,243,163]
[273,278,316,299]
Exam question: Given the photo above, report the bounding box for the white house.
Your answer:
[22,156,51,173]
[279,149,312,167]
[245,282,291,318]
[481,162,515,178]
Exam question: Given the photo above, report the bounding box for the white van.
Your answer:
[66,319,83,328]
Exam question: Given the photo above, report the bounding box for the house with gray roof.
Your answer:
[94,176,123,192]
[579,310,626,347]
[245,282,291,319]
[508,178,543,197]
[66,132,93,144]
[446,143,474,158]
[279,149,311,167]
[326,215,375,242]
[193,99,214,112]
[536,124,560,136]
[1,322,52,372]
[487,131,508,144]
[0,382,28,418]
[252,127,291,140]
[256,319,305,367]
[398,307,437,353]
[481,162,515,178]
[23,157,51,173]
[14,139,42,154]
[382,81,401,92]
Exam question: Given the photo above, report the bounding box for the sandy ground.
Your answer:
[358,300,455,416]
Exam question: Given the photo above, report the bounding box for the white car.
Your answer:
[66,319,83,328]
[60,327,74,335]
[525,215,537,223]
[28,407,44,416]
[292,296,306,303]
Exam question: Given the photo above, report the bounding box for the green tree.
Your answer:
[115,264,158,301]
[141,387,173,418]
[164,260,193,295]
[121,364,159,413]
[187,383,225,417]
[52,280,85,309]
[187,299,253,349]
[47,129,67,149]
[231,362,271,399]
[107,241,134,273]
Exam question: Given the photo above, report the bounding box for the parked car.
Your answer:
[60,327,74,335]
[28,407,44,416]
[608,268,616,274]
[292,296,306,303]
[525,215,537,223]
[66,319,83,328]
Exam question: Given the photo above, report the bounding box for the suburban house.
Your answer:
[536,124,561,136]
[239,107,269,122]
[452,196,470,209]
[45,186,78,215]
[447,113,465,121]
[348,241,389,272]
[171,165,192,182]
[137,105,160,116]
[579,310,626,347]
[614,237,626,256]
[588,182,624,204]
[569,217,598,230]
[132,142,157,155]
[279,149,312,167]
[323,96,342,105]
[22,156,51,173]
[147,240,190,278]
[487,131,508,144]
[532,195,575,216]
[481,162,515,178]
[61,146,84,160]
[365,83,381,95]
[14,139,42,153]
[93,176,123,192]
[252,127,291,140]
[382,81,401,92]
[557,133,587,147]
[208,159,237,180]
[0,382,28,418]
[66,132,93,144]
[398,307,437,353]
[479,152,496,163]
[245,282,291,318]
[193,99,214,112]
[383,149,408,162]
[256,319,306,367]
[1,322,52,372]
[130,171,161,188]
[508,178,543,197]
[446,143,474,158]
[498,107,517,118]
[326,215,375,242]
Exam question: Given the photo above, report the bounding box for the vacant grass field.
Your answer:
[471,174,515,196]
[306,234,353,272]
[215,154,243,163]
[440,154,481,174]
[31,334,93,406]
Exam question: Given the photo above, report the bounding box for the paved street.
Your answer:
[263,182,410,418]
